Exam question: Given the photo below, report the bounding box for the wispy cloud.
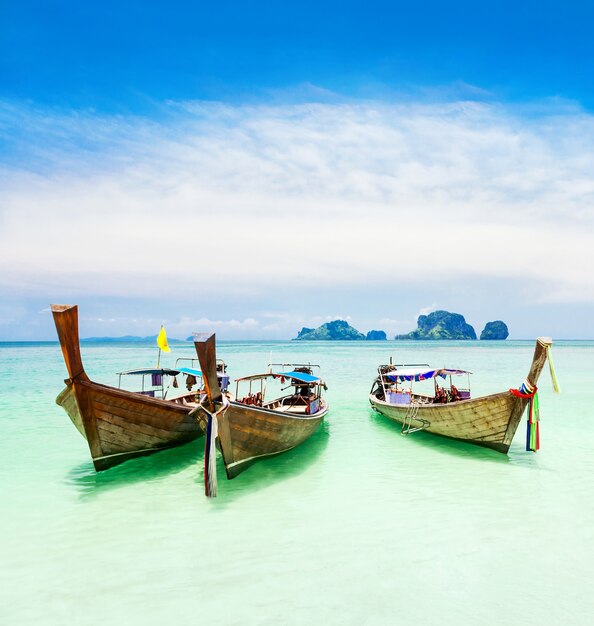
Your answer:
[1,96,594,310]
[170,316,259,334]
[418,304,438,316]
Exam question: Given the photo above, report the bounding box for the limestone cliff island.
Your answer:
[294,320,367,340]
[395,310,477,340]
[480,320,509,340]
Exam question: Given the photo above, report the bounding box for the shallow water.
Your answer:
[1,340,592,625]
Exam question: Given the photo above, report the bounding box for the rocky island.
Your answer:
[366,330,387,340]
[480,320,509,340]
[294,320,366,340]
[395,310,477,340]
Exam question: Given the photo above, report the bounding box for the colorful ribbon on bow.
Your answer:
[197,394,229,497]
[510,379,539,451]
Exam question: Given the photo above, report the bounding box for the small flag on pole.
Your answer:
[157,325,170,353]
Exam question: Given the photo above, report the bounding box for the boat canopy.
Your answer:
[117,367,204,377]
[275,370,320,384]
[177,367,203,377]
[235,371,323,384]
[383,367,471,382]
[117,368,181,376]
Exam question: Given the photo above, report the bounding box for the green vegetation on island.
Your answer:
[366,330,387,340]
[294,320,365,340]
[480,320,509,340]
[395,310,477,340]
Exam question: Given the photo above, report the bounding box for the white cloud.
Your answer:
[171,316,259,332]
[418,304,438,316]
[2,97,594,307]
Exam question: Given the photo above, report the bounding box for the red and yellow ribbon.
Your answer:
[510,379,539,452]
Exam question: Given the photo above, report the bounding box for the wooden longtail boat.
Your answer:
[192,334,329,488]
[369,337,559,453]
[52,304,210,470]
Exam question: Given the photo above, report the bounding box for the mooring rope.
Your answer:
[196,394,230,497]
[545,344,561,393]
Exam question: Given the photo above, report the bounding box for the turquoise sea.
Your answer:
[1,339,592,625]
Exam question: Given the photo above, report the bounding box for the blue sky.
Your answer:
[1,1,594,339]
[3,1,594,109]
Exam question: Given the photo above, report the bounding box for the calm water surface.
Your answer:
[1,340,592,625]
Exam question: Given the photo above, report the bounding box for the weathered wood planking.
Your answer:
[52,304,204,471]
[194,333,328,479]
[216,401,328,478]
[369,338,552,453]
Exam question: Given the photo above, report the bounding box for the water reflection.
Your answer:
[368,407,512,464]
[66,421,331,501]
[67,439,202,499]
[200,421,331,506]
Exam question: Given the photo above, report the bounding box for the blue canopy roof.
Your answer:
[274,370,320,383]
[384,367,471,382]
[117,368,180,376]
[235,371,323,384]
[177,367,203,377]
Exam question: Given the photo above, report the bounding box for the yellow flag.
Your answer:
[157,325,170,352]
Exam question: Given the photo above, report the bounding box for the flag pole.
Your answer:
[156,322,169,368]
[157,322,163,367]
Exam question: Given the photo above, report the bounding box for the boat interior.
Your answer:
[373,363,472,405]
[117,358,229,404]
[235,364,326,416]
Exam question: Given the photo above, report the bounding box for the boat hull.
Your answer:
[203,401,328,478]
[57,379,203,471]
[369,337,552,453]
[369,391,527,453]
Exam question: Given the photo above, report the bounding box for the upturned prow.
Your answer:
[527,337,554,388]
[51,304,89,382]
[194,332,222,408]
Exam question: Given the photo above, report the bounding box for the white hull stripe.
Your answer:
[226,444,298,469]
[94,446,168,461]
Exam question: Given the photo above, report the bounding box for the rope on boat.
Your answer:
[197,394,230,498]
[510,379,540,452]
[545,344,561,393]
[508,343,560,452]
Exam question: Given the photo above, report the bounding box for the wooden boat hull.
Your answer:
[57,379,202,471]
[369,391,526,452]
[193,332,328,479]
[369,337,553,453]
[51,304,203,471]
[213,401,328,478]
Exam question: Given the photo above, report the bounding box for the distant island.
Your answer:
[84,314,509,343]
[294,320,365,340]
[292,314,511,341]
[294,322,387,341]
[395,311,477,340]
[480,320,509,340]
[81,335,185,343]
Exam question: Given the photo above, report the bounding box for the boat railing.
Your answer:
[268,362,321,372]
[175,357,227,373]
[401,402,431,435]
[117,371,168,399]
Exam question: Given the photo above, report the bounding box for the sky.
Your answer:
[1,1,594,340]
